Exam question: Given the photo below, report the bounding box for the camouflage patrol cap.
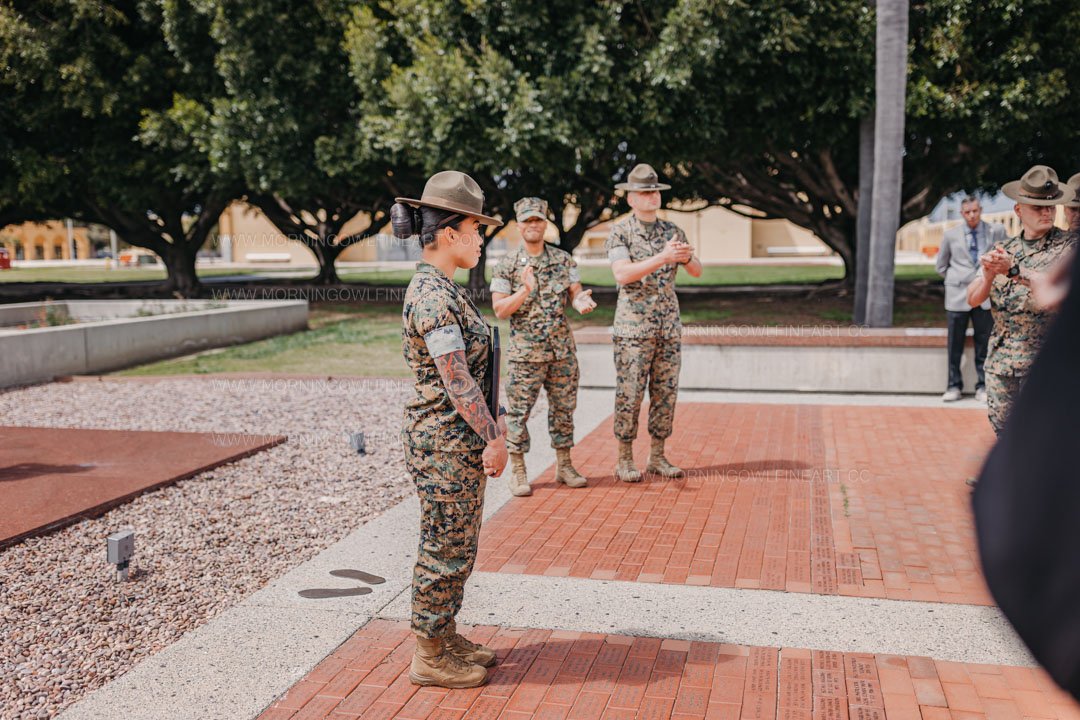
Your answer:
[514,197,549,223]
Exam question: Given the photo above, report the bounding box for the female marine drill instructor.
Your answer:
[395,171,508,689]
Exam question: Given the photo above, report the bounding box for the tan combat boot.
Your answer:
[409,635,488,688]
[507,453,532,496]
[554,448,588,488]
[444,620,497,667]
[615,441,642,483]
[646,437,684,478]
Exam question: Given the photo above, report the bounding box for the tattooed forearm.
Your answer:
[434,350,500,443]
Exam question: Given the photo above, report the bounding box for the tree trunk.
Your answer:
[866,0,909,328]
[312,244,342,284]
[162,243,201,297]
[854,112,875,324]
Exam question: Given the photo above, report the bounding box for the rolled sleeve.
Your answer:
[608,245,630,262]
[489,277,512,294]
[423,325,466,357]
[569,267,581,284]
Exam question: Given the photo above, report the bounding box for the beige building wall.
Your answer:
[750,218,829,258]
[577,206,830,261]
[896,210,1032,257]
[1,221,91,261]
[219,202,379,265]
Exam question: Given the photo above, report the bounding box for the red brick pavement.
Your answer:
[256,619,1080,720]
[477,404,995,605]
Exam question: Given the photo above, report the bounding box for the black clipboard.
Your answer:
[486,326,500,419]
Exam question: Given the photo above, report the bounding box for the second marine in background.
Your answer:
[490,197,598,497]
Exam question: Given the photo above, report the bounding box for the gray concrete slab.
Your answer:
[58,603,367,720]
[378,572,1032,668]
[674,387,988,409]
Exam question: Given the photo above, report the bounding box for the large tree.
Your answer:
[649,0,1080,283]
[158,0,405,284]
[0,0,239,295]
[343,0,657,292]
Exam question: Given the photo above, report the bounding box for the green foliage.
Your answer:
[4,0,1079,289]
[0,0,239,294]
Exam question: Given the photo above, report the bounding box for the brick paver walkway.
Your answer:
[477,404,994,605]
[256,619,1080,720]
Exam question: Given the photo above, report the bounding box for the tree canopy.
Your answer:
[0,0,239,294]
[3,0,1079,295]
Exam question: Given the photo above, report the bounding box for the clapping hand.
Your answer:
[980,247,1012,278]
[664,239,693,265]
[520,265,536,292]
[572,289,597,314]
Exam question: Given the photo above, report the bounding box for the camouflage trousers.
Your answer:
[505,357,579,454]
[986,371,1025,436]
[613,335,681,442]
[404,446,486,639]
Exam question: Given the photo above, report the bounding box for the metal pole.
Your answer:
[65,219,75,261]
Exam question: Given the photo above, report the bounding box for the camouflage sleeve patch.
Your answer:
[490,277,512,294]
[423,325,466,357]
[605,223,630,263]
[410,281,460,339]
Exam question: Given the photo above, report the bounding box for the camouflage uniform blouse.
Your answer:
[605,215,684,340]
[402,262,491,451]
[986,227,1077,377]
[489,244,579,362]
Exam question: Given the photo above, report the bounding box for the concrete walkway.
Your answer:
[57,390,1066,720]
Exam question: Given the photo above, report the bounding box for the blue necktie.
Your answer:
[968,227,979,265]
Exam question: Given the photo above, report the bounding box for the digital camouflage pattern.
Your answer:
[505,357,580,453]
[985,372,1024,436]
[986,227,1077,377]
[514,196,548,222]
[402,262,491,451]
[605,215,684,340]
[402,261,493,639]
[490,244,579,362]
[613,335,681,441]
[606,214,685,440]
[406,447,485,638]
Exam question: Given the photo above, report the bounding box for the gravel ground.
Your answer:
[0,376,424,720]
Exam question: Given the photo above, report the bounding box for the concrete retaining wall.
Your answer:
[0,300,308,388]
[576,328,978,395]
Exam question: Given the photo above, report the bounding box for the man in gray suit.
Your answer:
[935,196,1005,402]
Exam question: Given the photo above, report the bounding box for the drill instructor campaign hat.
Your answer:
[395,170,503,226]
[1001,165,1070,206]
[615,163,672,192]
[1064,173,1080,209]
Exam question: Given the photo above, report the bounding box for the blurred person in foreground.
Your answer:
[973,241,1080,701]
